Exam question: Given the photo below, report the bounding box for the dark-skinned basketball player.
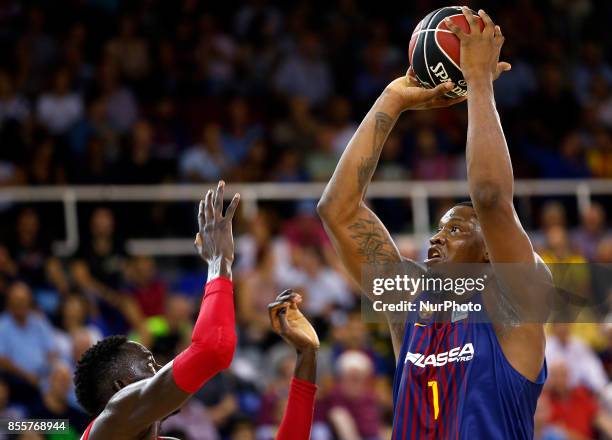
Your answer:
[75,180,320,440]
[318,7,550,439]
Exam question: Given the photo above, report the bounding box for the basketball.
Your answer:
[409,6,485,98]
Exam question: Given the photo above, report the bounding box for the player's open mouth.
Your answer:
[425,247,444,264]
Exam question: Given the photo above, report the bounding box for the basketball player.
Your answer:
[76,181,319,440]
[318,7,550,439]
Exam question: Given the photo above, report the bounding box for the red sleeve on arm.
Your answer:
[172,276,237,393]
[276,377,317,440]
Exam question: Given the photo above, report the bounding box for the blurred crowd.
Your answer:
[0,0,612,439]
[0,0,612,192]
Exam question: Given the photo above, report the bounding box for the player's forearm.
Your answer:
[276,372,318,440]
[318,92,400,222]
[172,277,236,393]
[293,347,317,384]
[466,80,514,208]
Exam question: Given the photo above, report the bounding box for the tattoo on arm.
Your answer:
[348,213,399,264]
[357,112,394,191]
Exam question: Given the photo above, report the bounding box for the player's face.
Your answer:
[426,206,487,266]
[123,341,162,383]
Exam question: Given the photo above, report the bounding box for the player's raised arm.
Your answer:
[317,71,465,357]
[83,181,240,439]
[445,8,549,380]
[268,290,320,440]
[444,9,541,268]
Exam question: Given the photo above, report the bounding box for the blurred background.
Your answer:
[0,0,611,439]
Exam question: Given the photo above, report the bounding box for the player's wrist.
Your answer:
[207,255,233,281]
[463,71,494,88]
[377,88,405,115]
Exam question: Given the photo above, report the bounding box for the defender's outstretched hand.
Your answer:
[268,290,320,353]
[195,180,240,279]
[444,7,512,83]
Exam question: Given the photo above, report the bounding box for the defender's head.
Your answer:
[74,336,161,416]
[425,202,488,266]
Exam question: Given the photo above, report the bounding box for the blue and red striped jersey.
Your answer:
[391,293,546,440]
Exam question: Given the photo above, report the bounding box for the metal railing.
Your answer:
[1,179,610,256]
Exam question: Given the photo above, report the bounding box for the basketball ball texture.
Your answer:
[409,6,485,98]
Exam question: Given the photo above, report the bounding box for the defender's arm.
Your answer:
[89,182,240,438]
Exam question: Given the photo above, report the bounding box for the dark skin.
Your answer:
[87,181,240,440]
[318,8,548,381]
[268,290,320,383]
[317,75,467,358]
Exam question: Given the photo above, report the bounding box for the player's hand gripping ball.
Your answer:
[409,5,504,98]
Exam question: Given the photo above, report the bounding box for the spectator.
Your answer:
[572,203,610,261]
[573,42,612,106]
[326,96,357,156]
[272,96,320,153]
[71,208,148,338]
[179,123,228,182]
[532,201,567,251]
[587,127,612,178]
[412,128,453,180]
[0,71,30,127]
[274,32,333,106]
[544,360,604,439]
[320,350,382,440]
[545,324,609,393]
[6,208,69,297]
[221,97,262,166]
[144,295,193,365]
[540,225,587,264]
[0,282,57,406]
[237,245,284,346]
[53,295,102,366]
[36,68,83,135]
[0,379,25,440]
[124,255,167,318]
[29,362,88,433]
[305,126,341,182]
[291,244,353,318]
[105,16,150,81]
[97,59,138,133]
[115,119,164,183]
[161,398,220,440]
[68,97,119,162]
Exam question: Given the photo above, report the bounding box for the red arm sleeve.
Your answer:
[276,377,317,440]
[172,276,237,393]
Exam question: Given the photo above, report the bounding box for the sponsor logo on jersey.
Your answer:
[404,343,474,368]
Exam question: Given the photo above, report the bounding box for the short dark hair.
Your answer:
[74,335,128,416]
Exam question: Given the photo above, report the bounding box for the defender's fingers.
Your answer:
[461,6,479,33]
[204,190,214,224]
[214,180,225,219]
[198,199,205,230]
[275,289,294,301]
[194,232,202,249]
[494,25,503,38]
[224,193,240,220]
[277,307,291,334]
[478,9,494,33]
[443,17,464,38]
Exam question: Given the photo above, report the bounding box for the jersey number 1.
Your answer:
[427,380,440,420]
